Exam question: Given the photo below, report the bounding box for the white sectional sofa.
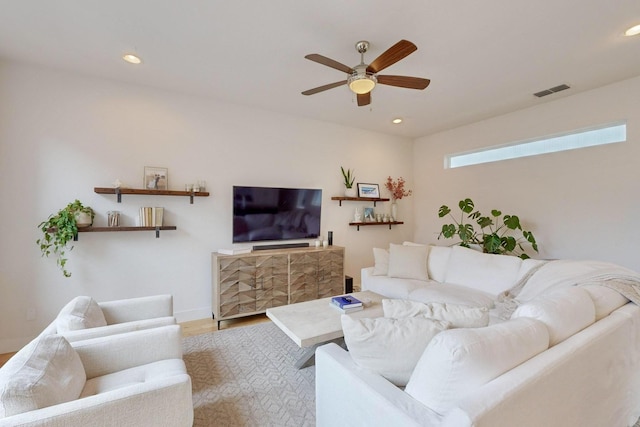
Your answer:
[316,244,640,426]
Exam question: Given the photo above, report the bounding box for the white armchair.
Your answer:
[41,295,176,342]
[0,325,193,427]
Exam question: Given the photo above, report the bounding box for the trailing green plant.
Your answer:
[37,200,94,277]
[340,166,355,189]
[437,198,538,259]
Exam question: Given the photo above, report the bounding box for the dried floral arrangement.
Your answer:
[385,176,412,201]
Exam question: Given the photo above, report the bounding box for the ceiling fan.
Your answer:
[301,40,430,107]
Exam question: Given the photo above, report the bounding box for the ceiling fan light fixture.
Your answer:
[348,73,376,94]
[122,53,142,64]
[624,24,640,36]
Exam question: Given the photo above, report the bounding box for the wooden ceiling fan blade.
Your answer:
[377,75,431,90]
[305,54,354,74]
[301,81,347,96]
[366,40,417,74]
[357,92,371,106]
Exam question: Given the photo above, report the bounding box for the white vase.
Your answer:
[390,202,398,221]
[345,188,357,197]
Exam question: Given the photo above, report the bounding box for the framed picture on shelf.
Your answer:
[144,166,168,190]
[363,207,375,222]
[357,183,380,198]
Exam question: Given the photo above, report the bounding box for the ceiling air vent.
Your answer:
[534,84,570,98]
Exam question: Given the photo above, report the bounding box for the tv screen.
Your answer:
[232,186,322,243]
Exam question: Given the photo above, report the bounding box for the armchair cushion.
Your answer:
[56,296,107,333]
[341,315,449,387]
[0,335,85,417]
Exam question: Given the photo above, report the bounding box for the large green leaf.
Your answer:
[459,198,474,214]
[502,236,517,252]
[483,233,502,253]
[441,224,456,238]
[503,215,521,230]
[458,223,475,242]
[438,205,451,218]
[477,216,493,228]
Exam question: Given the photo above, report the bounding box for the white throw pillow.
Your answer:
[387,243,428,281]
[56,296,108,333]
[443,246,523,296]
[341,315,449,386]
[427,246,453,283]
[372,248,389,276]
[511,286,596,346]
[382,299,489,328]
[580,284,629,320]
[405,317,549,415]
[0,335,86,417]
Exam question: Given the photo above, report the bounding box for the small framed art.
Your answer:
[357,183,380,198]
[144,167,168,190]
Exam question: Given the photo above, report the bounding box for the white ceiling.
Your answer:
[0,0,638,138]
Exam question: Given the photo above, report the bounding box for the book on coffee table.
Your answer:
[329,302,364,314]
[331,295,363,309]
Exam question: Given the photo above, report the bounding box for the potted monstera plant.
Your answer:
[37,199,94,277]
[437,198,538,259]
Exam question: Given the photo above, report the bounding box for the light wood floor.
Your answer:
[0,314,271,367]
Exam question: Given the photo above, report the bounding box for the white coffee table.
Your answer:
[266,290,384,368]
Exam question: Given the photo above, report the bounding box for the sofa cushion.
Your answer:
[405,317,549,415]
[444,246,523,297]
[511,286,596,346]
[407,283,495,309]
[372,248,389,276]
[0,335,86,417]
[388,243,428,281]
[427,246,452,283]
[56,296,108,333]
[341,315,449,387]
[382,299,489,328]
[580,284,629,320]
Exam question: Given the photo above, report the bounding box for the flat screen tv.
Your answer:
[232,186,322,243]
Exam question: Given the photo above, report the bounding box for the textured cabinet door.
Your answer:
[290,251,320,304]
[318,249,344,298]
[218,256,256,318]
[255,254,289,311]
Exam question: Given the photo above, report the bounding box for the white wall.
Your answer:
[413,75,640,271]
[0,61,415,352]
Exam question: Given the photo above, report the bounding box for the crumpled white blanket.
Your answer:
[492,259,640,321]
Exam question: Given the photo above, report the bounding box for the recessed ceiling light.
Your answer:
[624,24,640,37]
[392,118,403,124]
[122,54,142,64]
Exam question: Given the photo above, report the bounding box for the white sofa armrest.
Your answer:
[360,267,375,291]
[0,373,193,427]
[316,343,442,427]
[99,294,173,324]
[71,325,183,379]
[61,316,176,343]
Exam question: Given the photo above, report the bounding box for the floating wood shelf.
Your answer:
[348,221,404,231]
[76,226,177,239]
[94,187,209,204]
[331,196,390,207]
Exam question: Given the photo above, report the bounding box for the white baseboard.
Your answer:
[174,306,212,323]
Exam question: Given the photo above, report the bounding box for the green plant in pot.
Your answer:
[437,198,538,259]
[341,166,356,197]
[36,199,95,277]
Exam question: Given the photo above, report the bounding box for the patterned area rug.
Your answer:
[182,322,315,427]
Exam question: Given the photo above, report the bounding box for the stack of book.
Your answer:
[330,295,363,313]
[138,207,164,227]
